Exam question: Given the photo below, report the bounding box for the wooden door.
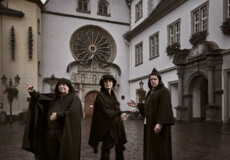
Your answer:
[84,91,98,118]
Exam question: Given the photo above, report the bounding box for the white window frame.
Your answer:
[77,0,90,13]
[135,42,143,66]
[149,32,159,59]
[135,0,143,22]
[167,19,181,46]
[191,2,208,33]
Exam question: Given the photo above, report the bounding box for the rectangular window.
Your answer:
[192,3,208,33]
[38,61,41,76]
[135,0,142,21]
[135,42,143,66]
[167,19,181,46]
[149,32,159,59]
[77,0,90,13]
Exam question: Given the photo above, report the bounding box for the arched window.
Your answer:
[98,0,110,16]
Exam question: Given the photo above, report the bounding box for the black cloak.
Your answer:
[22,78,82,160]
[88,88,127,151]
[138,69,174,160]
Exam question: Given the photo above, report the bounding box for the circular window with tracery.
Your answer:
[70,25,117,66]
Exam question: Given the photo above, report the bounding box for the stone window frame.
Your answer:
[167,18,181,46]
[76,0,91,14]
[191,2,209,34]
[135,0,143,22]
[149,31,159,60]
[223,0,230,19]
[97,0,111,17]
[135,41,143,66]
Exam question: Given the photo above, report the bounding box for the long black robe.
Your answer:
[22,91,82,160]
[138,86,174,160]
[88,88,127,150]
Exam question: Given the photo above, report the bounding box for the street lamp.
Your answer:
[138,80,146,103]
[1,74,20,123]
[139,80,144,89]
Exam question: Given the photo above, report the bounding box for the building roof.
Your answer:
[124,0,188,41]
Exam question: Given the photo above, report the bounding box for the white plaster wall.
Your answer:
[170,83,178,118]
[44,0,130,23]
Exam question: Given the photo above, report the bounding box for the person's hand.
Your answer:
[50,113,57,121]
[127,100,137,107]
[154,123,162,134]
[25,84,34,92]
[121,113,127,121]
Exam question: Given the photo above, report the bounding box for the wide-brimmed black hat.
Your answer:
[99,74,117,88]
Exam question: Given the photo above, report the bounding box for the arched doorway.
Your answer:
[84,91,98,118]
[190,75,208,121]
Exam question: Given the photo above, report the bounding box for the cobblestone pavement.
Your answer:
[0,119,230,160]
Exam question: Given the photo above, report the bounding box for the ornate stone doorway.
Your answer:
[84,91,98,118]
[173,41,223,122]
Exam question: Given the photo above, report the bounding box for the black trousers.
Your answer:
[46,129,63,160]
[101,134,125,160]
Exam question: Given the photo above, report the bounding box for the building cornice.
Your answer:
[0,3,24,17]
[222,48,230,56]
[124,0,188,41]
[42,10,130,26]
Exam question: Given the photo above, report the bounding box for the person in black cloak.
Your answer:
[88,74,127,160]
[127,68,174,160]
[22,78,82,160]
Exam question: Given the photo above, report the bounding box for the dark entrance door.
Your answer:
[84,91,98,118]
[200,78,208,121]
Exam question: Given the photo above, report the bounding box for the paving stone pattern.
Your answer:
[0,119,230,160]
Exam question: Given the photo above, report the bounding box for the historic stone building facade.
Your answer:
[1,0,230,123]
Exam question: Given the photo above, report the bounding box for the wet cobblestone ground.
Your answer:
[0,119,230,160]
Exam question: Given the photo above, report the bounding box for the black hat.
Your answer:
[55,78,75,94]
[99,74,117,88]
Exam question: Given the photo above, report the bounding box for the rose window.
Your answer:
[70,25,116,66]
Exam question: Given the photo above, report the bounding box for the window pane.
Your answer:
[155,35,159,56]
[104,6,107,14]
[150,37,154,58]
[79,2,82,10]
[201,6,207,31]
[99,5,102,13]
[84,2,87,11]
[194,11,200,33]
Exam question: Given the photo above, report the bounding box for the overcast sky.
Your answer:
[41,0,47,4]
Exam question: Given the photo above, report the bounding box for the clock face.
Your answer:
[70,25,116,66]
